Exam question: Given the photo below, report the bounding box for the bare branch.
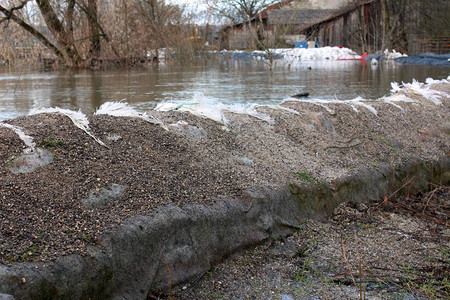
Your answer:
[206,0,279,23]
[0,1,32,23]
[75,0,120,58]
[0,2,64,60]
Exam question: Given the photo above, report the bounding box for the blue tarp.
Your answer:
[295,41,308,48]
[394,53,450,66]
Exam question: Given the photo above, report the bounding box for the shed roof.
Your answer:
[251,0,294,20]
[221,0,376,34]
[268,0,376,30]
[268,9,335,26]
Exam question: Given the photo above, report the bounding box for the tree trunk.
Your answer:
[88,0,101,58]
[65,0,76,49]
[35,0,81,66]
[384,0,409,54]
[121,0,130,56]
[381,0,391,50]
[395,7,408,54]
[76,0,120,58]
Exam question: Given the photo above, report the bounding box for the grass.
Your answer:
[38,137,64,148]
[439,247,450,259]
[417,276,450,299]
[293,257,312,282]
[293,170,317,183]
[2,232,48,262]
[19,245,39,260]
[399,264,450,299]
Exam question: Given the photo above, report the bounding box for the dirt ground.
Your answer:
[173,186,449,299]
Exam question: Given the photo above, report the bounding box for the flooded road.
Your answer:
[0,60,448,121]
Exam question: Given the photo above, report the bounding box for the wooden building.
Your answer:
[221,0,381,52]
[275,0,383,52]
[220,0,449,54]
[220,0,294,50]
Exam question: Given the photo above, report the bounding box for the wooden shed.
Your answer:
[269,0,381,52]
[220,0,449,54]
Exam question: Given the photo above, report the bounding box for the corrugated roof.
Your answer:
[251,0,294,20]
[221,0,376,33]
[268,9,335,26]
[269,0,376,30]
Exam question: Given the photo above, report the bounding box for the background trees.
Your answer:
[0,0,116,67]
[0,0,200,67]
[205,0,278,24]
[1,0,448,67]
[381,0,449,54]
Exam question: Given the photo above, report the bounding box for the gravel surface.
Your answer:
[0,114,249,262]
[174,187,449,299]
[0,82,448,266]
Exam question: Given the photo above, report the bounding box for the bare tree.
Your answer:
[344,1,383,53]
[246,5,299,71]
[380,0,449,54]
[135,0,184,58]
[0,0,212,67]
[0,0,114,66]
[382,0,409,54]
[206,0,279,23]
[0,1,65,61]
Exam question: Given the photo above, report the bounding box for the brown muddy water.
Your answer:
[0,61,448,121]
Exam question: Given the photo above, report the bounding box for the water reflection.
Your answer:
[90,72,103,108]
[0,61,448,121]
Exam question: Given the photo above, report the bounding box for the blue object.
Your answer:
[394,53,450,66]
[315,41,319,48]
[295,41,308,48]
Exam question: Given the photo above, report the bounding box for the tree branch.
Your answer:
[0,3,64,60]
[36,0,82,65]
[0,1,32,23]
[76,0,120,58]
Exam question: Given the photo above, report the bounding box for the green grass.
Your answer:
[293,170,317,183]
[399,264,449,299]
[38,137,64,148]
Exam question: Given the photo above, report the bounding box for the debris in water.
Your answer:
[290,92,310,98]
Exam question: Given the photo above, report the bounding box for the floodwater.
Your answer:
[0,60,448,121]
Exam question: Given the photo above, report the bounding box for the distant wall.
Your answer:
[227,25,258,49]
[294,0,354,9]
[303,1,382,53]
